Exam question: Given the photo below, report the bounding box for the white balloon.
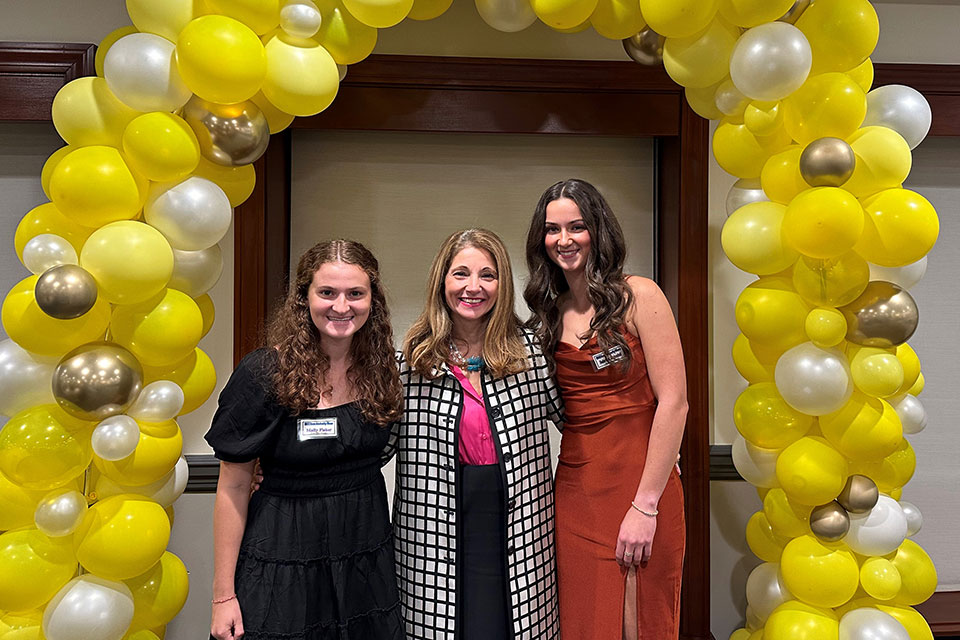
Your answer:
[715,79,749,117]
[869,257,927,291]
[0,339,56,418]
[281,0,323,38]
[726,178,769,216]
[899,500,923,536]
[94,455,188,507]
[839,608,910,640]
[22,234,78,274]
[745,604,764,631]
[34,488,87,537]
[845,495,908,556]
[890,394,927,435]
[168,245,224,298]
[91,415,141,461]
[145,177,233,251]
[730,22,812,102]
[103,33,192,112]
[337,64,348,82]
[774,342,853,415]
[475,0,536,32]
[732,437,780,488]
[43,575,134,640]
[746,562,792,622]
[863,85,932,150]
[127,380,185,423]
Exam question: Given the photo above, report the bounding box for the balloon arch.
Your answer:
[0,0,940,638]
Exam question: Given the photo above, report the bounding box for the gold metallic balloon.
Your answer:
[182,96,270,167]
[34,264,99,320]
[809,501,850,542]
[799,137,856,187]
[623,28,665,66]
[779,0,811,24]
[840,281,919,348]
[53,342,143,421]
[837,474,879,514]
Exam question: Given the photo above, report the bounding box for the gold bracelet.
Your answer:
[212,594,237,605]
[631,501,658,518]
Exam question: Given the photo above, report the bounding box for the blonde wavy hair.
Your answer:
[403,229,528,379]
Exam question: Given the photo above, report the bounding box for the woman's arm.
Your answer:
[211,460,256,640]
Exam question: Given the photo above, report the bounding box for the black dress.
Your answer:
[205,349,404,640]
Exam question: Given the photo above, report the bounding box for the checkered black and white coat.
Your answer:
[383,329,563,640]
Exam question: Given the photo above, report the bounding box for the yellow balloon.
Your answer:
[111,289,204,367]
[262,32,340,117]
[95,420,183,487]
[531,0,598,30]
[796,0,879,74]
[0,528,76,612]
[734,382,813,449]
[792,252,869,307]
[746,511,789,562]
[75,494,171,580]
[744,101,784,138]
[730,629,752,640]
[735,276,811,350]
[206,0,280,34]
[41,146,76,201]
[783,73,867,146]
[874,604,934,640]
[195,293,216,338]
[127,0,196,41]
[843,126,912,199]
[763,487,812,538]
[125,631,162,640]
[852,438,915,493]
[765,599,839,640]
[642,0,719,38]
[776,436,848,506]
[890,539,937,606]
[783,187,864,259]
[50,146,148,228]
[0,405,93,491]
[685,80,725,121]
[848,345,904,398]
[714,117,792,179]
[95,25,140,77]
[855,189,939,268]
[894,343,921,397]
[0,608,45,640]
[805,308,847,348]
[780,535,859,608]
[760,146,807,205]
[125,551,190,627]
[1,276,110,357]
[314,0,378,65]
[80,221,175,306]
[663,18,740,89]
[14,202,94,264]
[343,0,414,27]
[589,0,645,40]
[122,113,200,183]
[407,0,454,20]
[249,91,296,134]
[907,372,924,396]
[718,0,793,27]
[820,392,902,461]
[722,202,798,276]
[177,15,267,104]
[144,347,217,415]
[860,556,902,601]
[0,471,47,531]
[51,76,140,148]
[192,157,257,207]
[551,19,591,33]
[732,333,779,383]
[847,58,874,94]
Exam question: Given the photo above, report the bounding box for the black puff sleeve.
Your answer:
[204,348,284,463]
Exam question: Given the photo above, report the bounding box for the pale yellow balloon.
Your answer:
[192,157,257,208]
[804,308,847,348]
[250,91,296,134]
[848,345,904,398]
[848,58,875,93]
[731,333,778,383]
[783,72,867,146]
[531,0,599,30]
[776,436,848,506]
[52,77,140,148]
[780,535,859,608]
[343,0,414,27]
[126,0,197,41]
[643,0,720,38]
[820,392,903,461]
[262,32,340,117]
[79,221,175,305]
[843,126,912,199]
[314,0,378,65]
[94,420,183,487]
[122,112,201,183]
[407,0,454,20]
[589,0,645,40]
[735,275,810,351]
[663,18,740,89]
[14,202,94,262]
[718,0,793,27]
[860,556,902,601]
[721,201,798,275]
[894,343,921,397]
[760,146,807,204]
[206,0,281,34]
[714,117,792,179]
[685,80,725,121]
[855,188,939,268]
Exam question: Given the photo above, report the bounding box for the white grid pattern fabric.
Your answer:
[384,330,564,639]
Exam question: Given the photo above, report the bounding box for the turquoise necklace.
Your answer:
[449,340,486,372]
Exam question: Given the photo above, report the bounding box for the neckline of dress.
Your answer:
[556,329,639,353]
[305,401,358,412]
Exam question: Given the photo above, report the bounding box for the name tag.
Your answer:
[591,345,626,371]
[298,417,338,441]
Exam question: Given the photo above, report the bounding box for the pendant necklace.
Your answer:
[449,340,485,372]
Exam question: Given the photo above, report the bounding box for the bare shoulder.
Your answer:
[625,275,663,302]
[624,275,675,336]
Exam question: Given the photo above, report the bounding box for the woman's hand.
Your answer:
[615,508,657,567]
[211,598,244,639]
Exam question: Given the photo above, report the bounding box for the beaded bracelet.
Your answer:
[212,594,238,605]
[630,501,658,518]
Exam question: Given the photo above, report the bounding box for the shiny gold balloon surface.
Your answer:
[53,342,143,421]
[809,501,850,542]
[34,264,99,320]
[840,281,919,348]
[182,96,270,167]
[800,137,856,187]
[623,28,665,66]
[779,0,811,24]
[837,474,879,514]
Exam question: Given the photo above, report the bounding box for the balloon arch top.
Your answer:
[0,0,940,639]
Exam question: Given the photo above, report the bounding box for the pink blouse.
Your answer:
[451,365,498,465]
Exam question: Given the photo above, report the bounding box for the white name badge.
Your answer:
[591,345,626,371]
[298,417,338,441]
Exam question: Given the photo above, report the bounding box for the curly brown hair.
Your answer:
[266,239,402,425]
[523,179,634,371]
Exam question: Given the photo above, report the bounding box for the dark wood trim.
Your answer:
[917,592,960,636]
[874,63,960,137]
[0,42,95,121]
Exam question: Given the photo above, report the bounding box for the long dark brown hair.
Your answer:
[266,239,402,425]
[524,179,634,369]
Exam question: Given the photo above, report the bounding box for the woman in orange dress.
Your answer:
[524,178,688,639]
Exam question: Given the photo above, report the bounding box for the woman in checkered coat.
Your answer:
[383,229,563,640]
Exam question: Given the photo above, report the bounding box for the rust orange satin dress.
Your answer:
[554,330,685,639]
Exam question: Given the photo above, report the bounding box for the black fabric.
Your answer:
[459,464,510,640]
[205,348,404,640]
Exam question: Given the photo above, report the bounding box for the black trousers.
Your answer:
[459,463,511,640]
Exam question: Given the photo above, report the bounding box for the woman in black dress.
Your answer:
[206,240,405,640]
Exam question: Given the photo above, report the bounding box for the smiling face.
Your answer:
[307,261,372,343]
[544,197,591,273]
[443,246,499,324]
